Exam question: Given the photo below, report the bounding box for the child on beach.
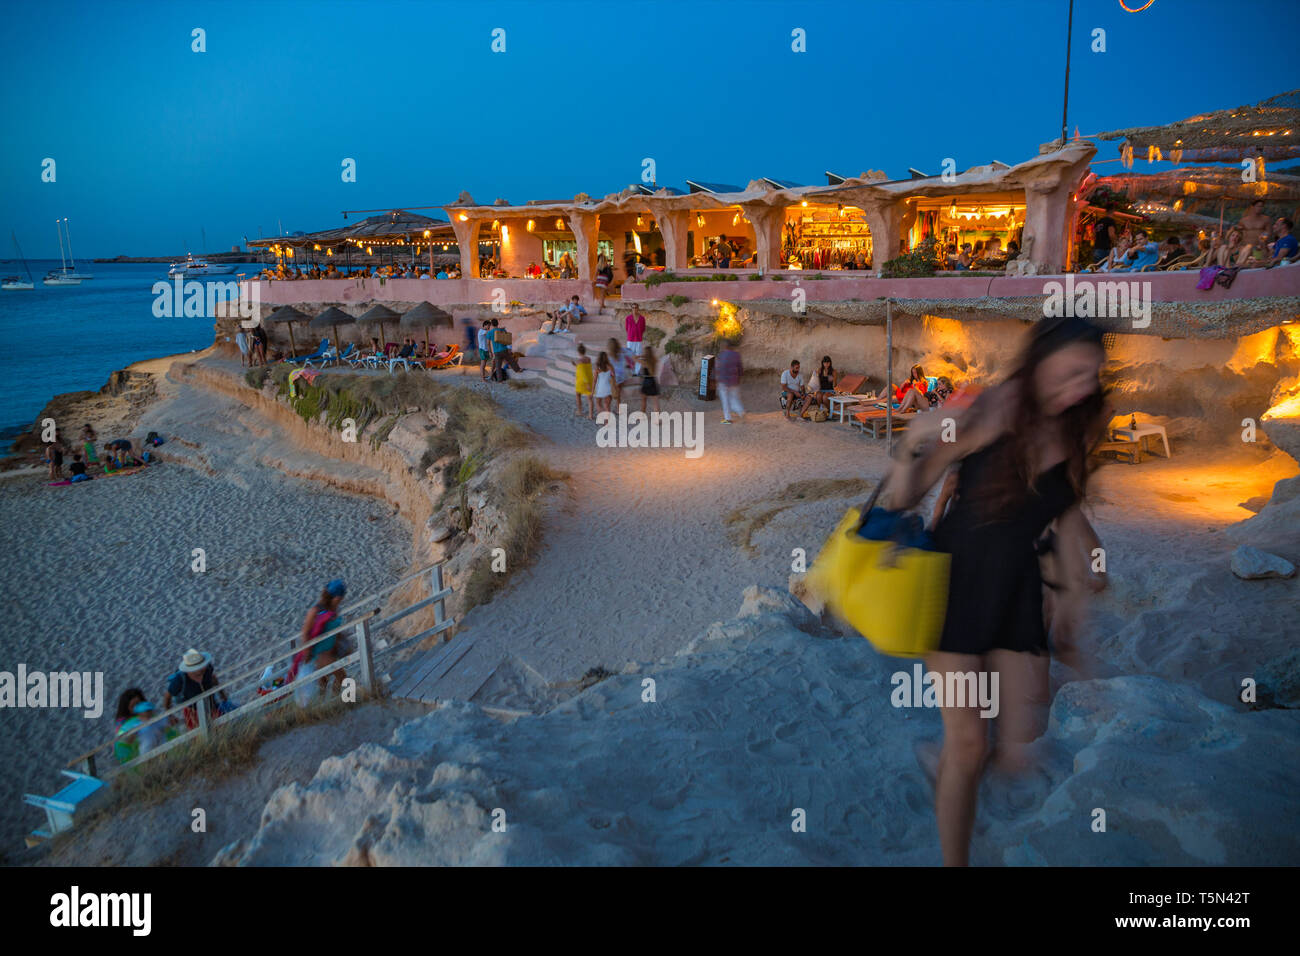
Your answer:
[574,343,595,419]
[44,442,64,480]
[607,339,629,408]
[295,580,348,704]
[81,424,97,463]
[639,345,662,414]
[68,452,91,482]
[593,351,614,416]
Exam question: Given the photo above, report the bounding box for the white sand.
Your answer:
[12,349,1299,864]
[0,443,411,848]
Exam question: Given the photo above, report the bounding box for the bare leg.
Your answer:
[985,649,1049,775]
[928,651,988,866]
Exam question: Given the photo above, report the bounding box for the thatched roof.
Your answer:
[1098,90,1300,162]
[265,305,310,324]
[356,304,401,325]
[309,307,356,330]
[1091,166,1300,206]
[399,301,454,329]
[249,211,454,250]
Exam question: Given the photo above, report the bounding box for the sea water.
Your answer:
[0,261,242,453]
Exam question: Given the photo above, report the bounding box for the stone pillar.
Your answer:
[1023,151,1094,274]
[449,215,481,278]
[647,205,690,269]
[861,200,905,276]
[741,203,784,271]
[569,210,601,281]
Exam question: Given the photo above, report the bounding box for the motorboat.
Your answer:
[168,255,239,278]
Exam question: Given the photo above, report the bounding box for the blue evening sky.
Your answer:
[1,0,1294,257]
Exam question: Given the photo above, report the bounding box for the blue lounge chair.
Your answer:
[286,338,330,365]
[24,770,109,842]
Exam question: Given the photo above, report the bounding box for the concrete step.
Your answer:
[516,355,549,371]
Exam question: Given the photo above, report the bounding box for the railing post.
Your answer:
[195,695,210,741]
[356,618,376,696]
[432,564,448,641]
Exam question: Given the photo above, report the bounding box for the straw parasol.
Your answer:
[356,304,401,349]
[1098,90,1300,163]
[310,307,356,357]
[399,301,454,354]
[265,305,309,357]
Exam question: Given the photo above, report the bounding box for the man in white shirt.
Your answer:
[780,360,807,421]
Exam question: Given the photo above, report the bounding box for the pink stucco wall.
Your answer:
[254,277,595,308]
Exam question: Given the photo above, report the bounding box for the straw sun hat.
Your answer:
[179,648,213,674]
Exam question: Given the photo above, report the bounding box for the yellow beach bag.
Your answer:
[808,488,951,659]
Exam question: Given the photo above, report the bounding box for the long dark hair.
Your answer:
[981,316,1106,521]
[115,687,145,721]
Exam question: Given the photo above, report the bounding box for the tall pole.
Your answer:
[1061,0,1074,144]
[885,300,894,457]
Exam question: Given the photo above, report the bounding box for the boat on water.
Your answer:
[2,233,35,290]
[167,255,239,278]
[43,218,87,286]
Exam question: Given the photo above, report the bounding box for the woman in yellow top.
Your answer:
[573,343,594,419]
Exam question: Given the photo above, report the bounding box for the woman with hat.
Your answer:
[163,649,228,730]
[294,579,348,704]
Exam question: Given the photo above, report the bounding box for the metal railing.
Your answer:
[64,562,453,780]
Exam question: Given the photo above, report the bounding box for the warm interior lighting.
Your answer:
[492,219,499,230]
[423,230,431,238]
[714,300,741,340]
[556,219,564,229]
[696,214,705,227]
[500,225,509,243]
[458,213,468,221]
[526,219,535,231]
[801,200,808,207]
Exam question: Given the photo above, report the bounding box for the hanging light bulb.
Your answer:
[556,219,564,230]
[526,219,535,231]
[696,213,705,227]
[458,213,468,221]
[636,214,643,226]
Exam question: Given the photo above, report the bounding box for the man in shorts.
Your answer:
[477,319,492,380]
[624,307,646,372]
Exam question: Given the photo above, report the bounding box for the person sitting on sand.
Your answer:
[295,579,348,704]
[807,355,839,411]
[68,452,91,482]
[163,649,229,730]
[574,343,595,419]
[780,359,808,421]
[895,364,933,413]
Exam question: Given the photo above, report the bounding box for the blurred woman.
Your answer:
[884,315,1107,866]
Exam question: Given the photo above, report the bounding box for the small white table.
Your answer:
[1111,423,1171,458]
[828,394,864,423]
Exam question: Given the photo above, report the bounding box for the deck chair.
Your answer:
[286,338,330,365]
[422,343,463,370]
[321,343,356,368]
[24,771,109,842]
[389,346,417,372]
[304,343,340,369]
[852,405,911,438]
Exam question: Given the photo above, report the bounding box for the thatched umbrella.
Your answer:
[356,304,401,350]
[310,307,356,358]
[399,301,454,355]
[1098,90,1300,163]
[265,305,309,358]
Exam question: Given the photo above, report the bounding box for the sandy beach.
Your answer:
[0,438,411,848]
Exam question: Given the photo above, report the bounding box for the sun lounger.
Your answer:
[286,338,330,366]
[422,344,463,370]
[852,405,911,438]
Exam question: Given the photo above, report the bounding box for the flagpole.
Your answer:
[1061,0,1074,143]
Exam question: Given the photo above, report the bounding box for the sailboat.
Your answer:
[2,232,35,290]
[44,218,82,286]
[62,218,93,280]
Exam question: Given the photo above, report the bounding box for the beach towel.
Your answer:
[288,367,321,398]
[1196,265,1223,290]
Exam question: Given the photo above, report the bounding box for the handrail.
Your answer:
[62,563,453,777]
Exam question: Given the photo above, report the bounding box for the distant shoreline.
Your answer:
[89,254,262,264]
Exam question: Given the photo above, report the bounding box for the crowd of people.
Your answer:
[778,358,958,422]
[258,262,462,281]
[110,579,353,763]
[42,425,163,483]
[1089,202,1297,273]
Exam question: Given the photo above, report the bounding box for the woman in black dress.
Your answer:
[884,316,1107,866]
